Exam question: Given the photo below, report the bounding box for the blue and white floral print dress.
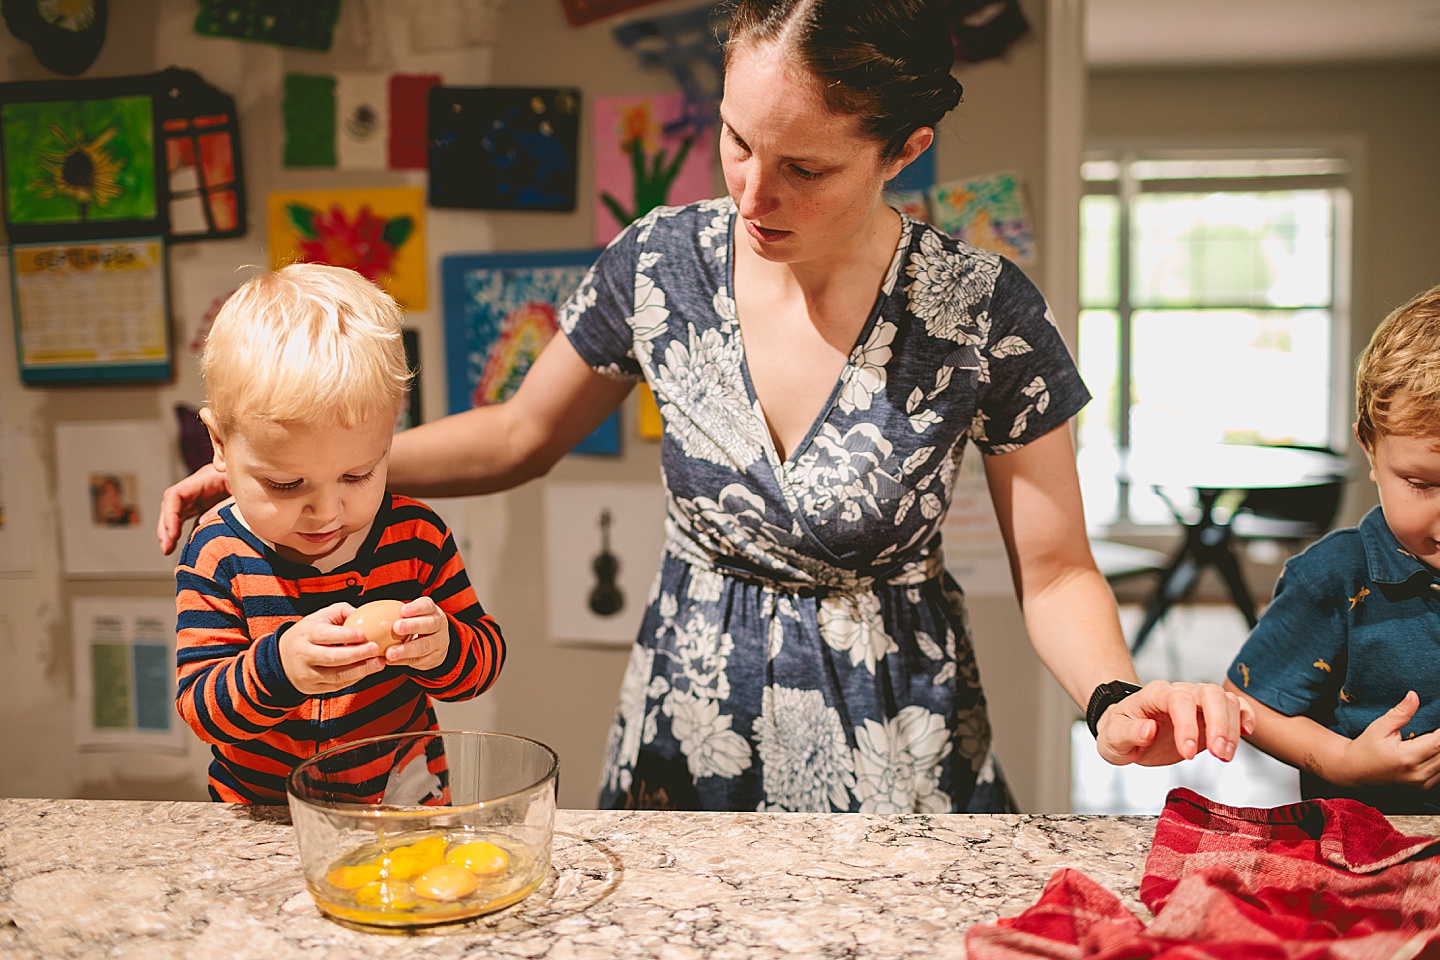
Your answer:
[560,198,1090,813]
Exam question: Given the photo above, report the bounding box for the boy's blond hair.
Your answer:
[201,263,411,435]
[1356,285,1440,449]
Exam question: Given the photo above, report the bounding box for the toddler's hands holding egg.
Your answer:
[280,603,387,695]
[345,597,450,672]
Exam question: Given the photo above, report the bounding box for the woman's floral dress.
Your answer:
[560,198,1089,813]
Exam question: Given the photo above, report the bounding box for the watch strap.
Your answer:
[1086,680,1142,737]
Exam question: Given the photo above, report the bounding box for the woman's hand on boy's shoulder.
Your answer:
[157,462,231,554]
[382,597,451,673]
[1095,680,1256,767]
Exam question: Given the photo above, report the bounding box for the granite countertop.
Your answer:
[2,797,1437,959]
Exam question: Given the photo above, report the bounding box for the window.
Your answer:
[1077,150,1351,526]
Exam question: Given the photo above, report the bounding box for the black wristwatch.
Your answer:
[1086,680,1142,737]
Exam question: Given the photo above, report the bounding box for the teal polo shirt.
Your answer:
[1227,505,1440,814]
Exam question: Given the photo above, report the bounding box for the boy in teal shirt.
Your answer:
[1226,285,1440,813]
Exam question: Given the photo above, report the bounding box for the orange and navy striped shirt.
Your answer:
[174,493,505,803]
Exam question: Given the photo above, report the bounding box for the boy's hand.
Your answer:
[279,602,386,696]
[1339,691,1440,790]
[383,597,451,673]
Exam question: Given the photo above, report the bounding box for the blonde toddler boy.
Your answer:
[174,263,505,802]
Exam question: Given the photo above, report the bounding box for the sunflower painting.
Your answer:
[1,95,157,228]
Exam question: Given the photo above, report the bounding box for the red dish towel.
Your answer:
[966,787,1440,960]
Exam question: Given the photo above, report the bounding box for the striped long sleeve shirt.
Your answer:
[174,493,505,802]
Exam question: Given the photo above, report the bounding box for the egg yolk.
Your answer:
[355,879,418,910]
[446,840,509,875]
[326,862,382,890]
[412,863,479,901]
[380,837,447,880]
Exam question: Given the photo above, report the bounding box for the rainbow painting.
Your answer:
[442,250,619,456]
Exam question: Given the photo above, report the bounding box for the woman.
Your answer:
[160,0,1251,812]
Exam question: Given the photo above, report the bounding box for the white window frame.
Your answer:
[1080,139,1357,534]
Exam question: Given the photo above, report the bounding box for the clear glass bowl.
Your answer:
[286,730,559,930]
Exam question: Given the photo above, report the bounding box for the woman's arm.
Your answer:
[158,334,634,553]
[984,424,1251,764]
[388,334,634,498]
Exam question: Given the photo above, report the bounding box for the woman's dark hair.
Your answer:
[723,0,963,161]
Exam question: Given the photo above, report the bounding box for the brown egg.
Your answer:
[345,599,407,651]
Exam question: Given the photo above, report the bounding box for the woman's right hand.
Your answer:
[156,462,230,555]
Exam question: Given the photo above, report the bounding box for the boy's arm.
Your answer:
[1225,679,1440,791]
[175,561,310,745]
[406,531,505,701]
[1222,678,1353,781]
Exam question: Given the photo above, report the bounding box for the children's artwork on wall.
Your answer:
[557,0,669,26]
[267,186,426,310]
[194,0,341,51]
[939,451,1011,598]
[388,73,441,169]
[428,86,580,212]
[283,72,445,171]
[443,250,620,457]
[404,0,505,52]
[0,75,199,383]
[281,73,335,168]
[543,482,666,644]
[888,190,929,223]
[71,596,186,751]
[612,5,729,140]
[55,420,175,576]
[174,404,214,476]
[155,68,246,241]
[188,286,235,355]
[0,419,35,575]
[334,73,389,171]
[0,75,161,242]
[637,385,662,441]
[1,0,108,75]
[928,171,1036,264]
[593,92,714,245]
[10,238,171,384]
[397,328,422,431]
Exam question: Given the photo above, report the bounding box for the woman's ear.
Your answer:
[883,126,936,183]
[198,407,228,474]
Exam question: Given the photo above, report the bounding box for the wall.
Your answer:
[0,0,1071,812]
[1087,59,1440,546]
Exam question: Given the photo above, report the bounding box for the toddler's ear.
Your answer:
[198,407,229,473]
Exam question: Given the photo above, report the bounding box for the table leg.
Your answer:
[1131,528,1203,654]
[1129,489,1258,653]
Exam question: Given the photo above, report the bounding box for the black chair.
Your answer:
[1230,446,1347,547]
[1127,445,1349,654]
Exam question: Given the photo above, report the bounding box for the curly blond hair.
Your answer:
[201,263,411,435]
[1355,284,1440,449]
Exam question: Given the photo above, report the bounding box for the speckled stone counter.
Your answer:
[2,798,1437,959]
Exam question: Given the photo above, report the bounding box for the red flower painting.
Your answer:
[285,202,413,285]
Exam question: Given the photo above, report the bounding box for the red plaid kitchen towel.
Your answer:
[966,787,1440,960]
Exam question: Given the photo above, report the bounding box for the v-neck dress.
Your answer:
[560,198,1090,813]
